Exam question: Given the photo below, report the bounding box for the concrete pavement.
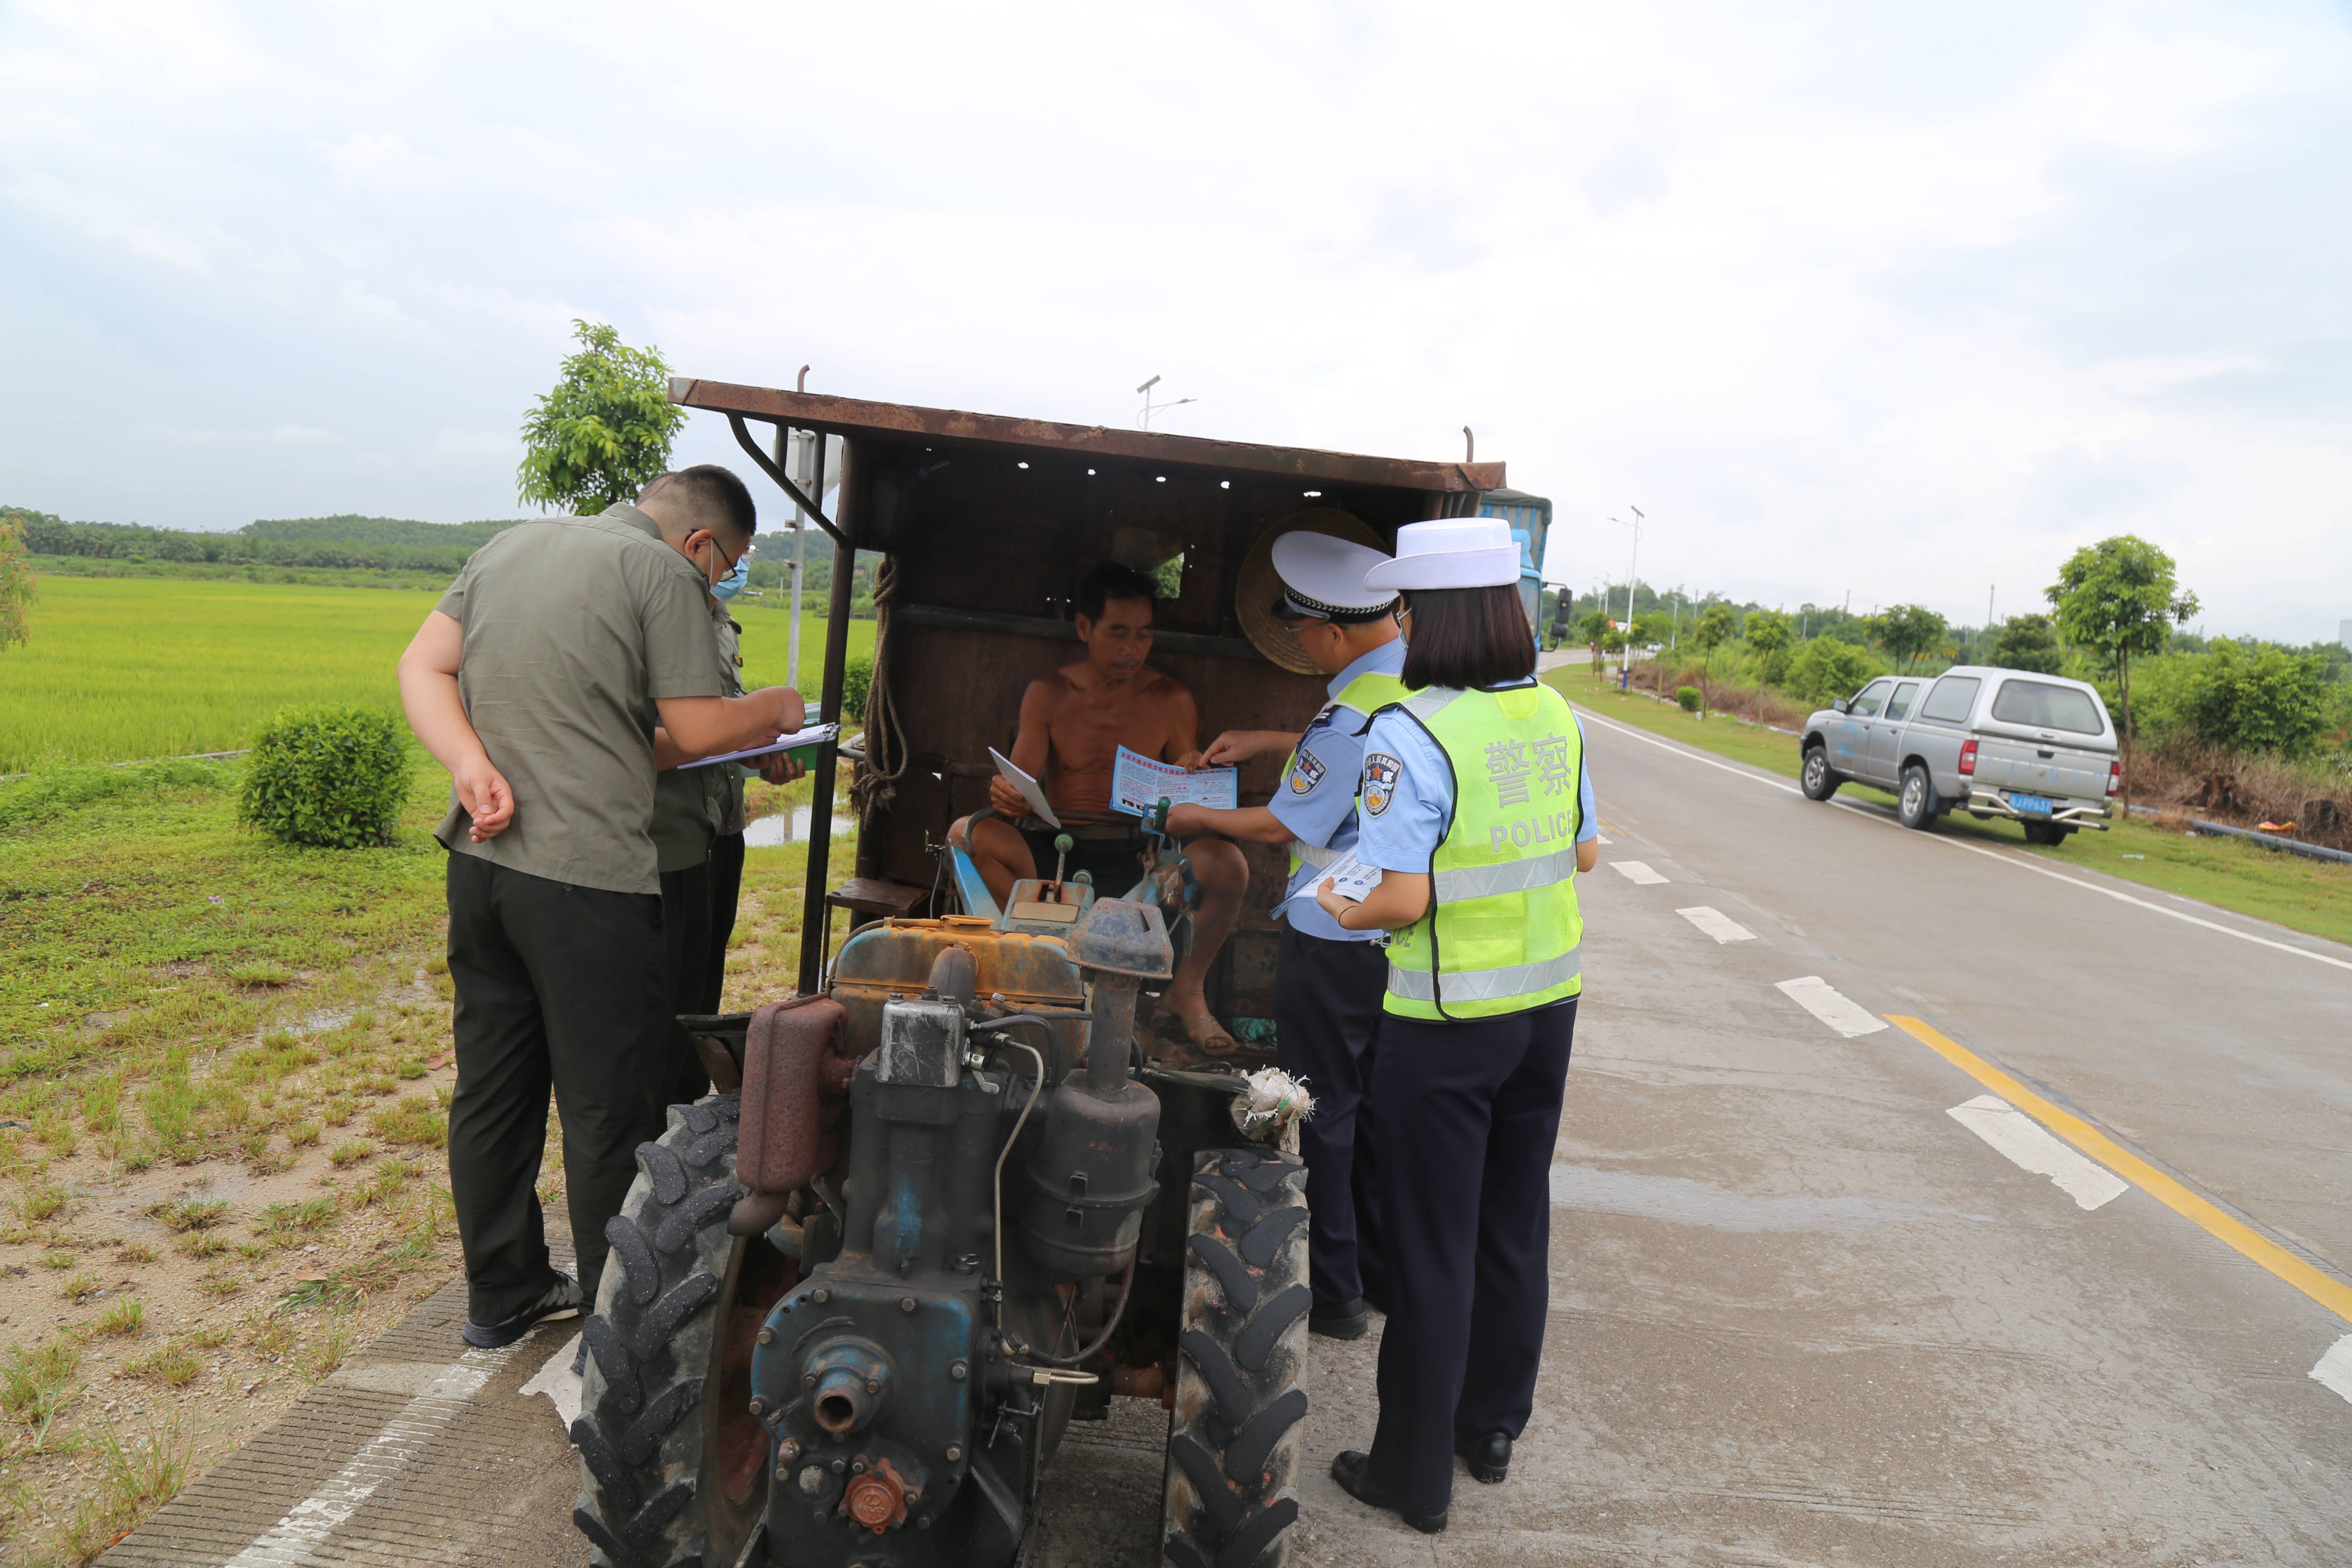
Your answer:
[116,701,2352,1565]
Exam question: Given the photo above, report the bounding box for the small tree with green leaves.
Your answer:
[517,320,689,514]
[1868,603,1948,671]
[1693,603,1738,661]
[2047,535,2198,808]
[1988,612,2063,674]
[1576,610,1610,679]
[1744,609,1795,720]
[0,513,32,649]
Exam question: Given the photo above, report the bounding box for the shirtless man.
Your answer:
[950,562,1249,1055]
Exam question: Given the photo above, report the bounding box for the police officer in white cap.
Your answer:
[1314,518,1598,1533]
[1163,529,1409,1341]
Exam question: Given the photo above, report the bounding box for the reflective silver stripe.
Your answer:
[1401,688,1464,722]
[1386,945,1582,1004]
[1432,846,1577,902]
[1291,840,1342,870]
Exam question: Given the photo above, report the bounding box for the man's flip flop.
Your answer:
[1170,1009,1239,1058]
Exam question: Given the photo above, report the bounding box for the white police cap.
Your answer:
[1270,532,1397,623]
[1362,518,1520,591]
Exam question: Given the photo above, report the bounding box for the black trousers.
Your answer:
[701,831,746,1011]
[1274,922,1387,1309]
[444,855,675,1324]
[1366,997,1576,1517]
[660,858,717,1107]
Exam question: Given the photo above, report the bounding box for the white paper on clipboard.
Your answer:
[988,747,1061,829]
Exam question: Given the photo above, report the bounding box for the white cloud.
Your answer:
[0,0,2347,639]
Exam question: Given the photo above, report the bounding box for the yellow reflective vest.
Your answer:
[1282,668,1413,882]
[1375,682,1584,1020]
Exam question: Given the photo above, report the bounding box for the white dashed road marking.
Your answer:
[1676,906,1756,943]
[2312,1335,2352,1406]
[227,1343,518,1566]
[1945,1093,2129,1210]
[1774,976,1888,1037]
[1611,861,1668,885]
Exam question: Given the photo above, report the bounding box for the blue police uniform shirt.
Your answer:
[1269,640,1409,943]
[1356,681,1598,875]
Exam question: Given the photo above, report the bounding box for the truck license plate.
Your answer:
[2009,793,2054,816]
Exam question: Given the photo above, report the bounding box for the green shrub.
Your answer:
[1786,639,1886,708]
[1675,686,1702,714]
[839,654,873,724]
[239,705,409,848]
[2184,639,2330,758]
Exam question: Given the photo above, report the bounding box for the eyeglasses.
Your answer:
[701,532,744,574]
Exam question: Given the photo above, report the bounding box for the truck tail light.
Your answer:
[1958,738,1977,776]
[2107,758,2121,796]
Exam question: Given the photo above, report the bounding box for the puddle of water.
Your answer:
[1549,1163,1981,1232]
[743,806,855,848]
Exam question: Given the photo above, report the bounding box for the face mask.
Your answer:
[711,548,751,601]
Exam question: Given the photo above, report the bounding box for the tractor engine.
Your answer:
[743,900,1170,1567]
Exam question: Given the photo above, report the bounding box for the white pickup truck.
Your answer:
[1798,665,2121,845]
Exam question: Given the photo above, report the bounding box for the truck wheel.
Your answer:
[1897,765,1937,830]
[2021,821,2062,847]
[1163,1147,1310,1568]
[1801,745,1841,801]
[573,1097,797,1568]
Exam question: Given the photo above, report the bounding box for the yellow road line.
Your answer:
[1888,1015,2352,1327]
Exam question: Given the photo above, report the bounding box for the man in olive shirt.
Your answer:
[397,464,804,1347]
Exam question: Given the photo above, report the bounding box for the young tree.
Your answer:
[1576,609,1610,680]
[1987,612,2063,674]
[2046,535,2198,809]
[1868,603,1949,671]
[1744,609,1795,720]
[1693,603,1738,654]
[0,513,32,649]
[517,319,689,514]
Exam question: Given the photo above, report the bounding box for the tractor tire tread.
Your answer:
[1165,1148,1310,1568]
[573,1101,747,1568]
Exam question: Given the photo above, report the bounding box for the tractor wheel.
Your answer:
[1162,1147,1310,1568]
[573,1097,798,1568]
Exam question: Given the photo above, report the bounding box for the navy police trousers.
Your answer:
[1274,923,1387,1310]
[1365,997,1576,1516]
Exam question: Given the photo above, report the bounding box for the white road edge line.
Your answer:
[1677,906,1757,943]
[2312,1335,2352,1406]
[521,1332,585,1433]
[1569,703,2352,976]
[1775,976,1888,1037]
[1945,1093,2129,1211]
[1611,860,1669,885]
[225,1343,518,1567]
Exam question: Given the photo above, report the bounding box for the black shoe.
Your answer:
[1330,1450,1446,1534]
[1308,1297,1369,1341]
[462,1275,583,1349]
[1457,1430,1511,1484]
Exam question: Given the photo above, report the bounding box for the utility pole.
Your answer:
[1136,374,1196,431]
[1610,507,1645,636]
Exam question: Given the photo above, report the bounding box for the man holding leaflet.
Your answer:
[950,562,1250,1057]
[1163,529,1407,1340]
[397,465,804,1349]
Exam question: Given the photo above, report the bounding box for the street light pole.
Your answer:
[1136,374,1197,431]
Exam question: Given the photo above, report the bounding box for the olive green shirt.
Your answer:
[649,612,747,870]
[434,505,728,894]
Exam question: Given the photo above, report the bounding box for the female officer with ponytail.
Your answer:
[1315,518,1598,1534]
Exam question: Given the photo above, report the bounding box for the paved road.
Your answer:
[119,701,2352,1565]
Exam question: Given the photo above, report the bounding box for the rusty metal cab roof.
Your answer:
[669,377,1502,1015]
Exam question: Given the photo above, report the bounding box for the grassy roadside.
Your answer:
[1549,673,2352,949]
[0,749,838,1562]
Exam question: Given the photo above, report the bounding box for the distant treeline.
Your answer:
[4,507,527,573]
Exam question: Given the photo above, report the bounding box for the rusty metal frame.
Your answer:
[677,376,1505,997]
[679,378,1503,493]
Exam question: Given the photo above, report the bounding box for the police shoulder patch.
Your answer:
[1287,748,1328,795]
[1362,752,1403,816]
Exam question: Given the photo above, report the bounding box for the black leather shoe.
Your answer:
[1330,1450,1446,1534]
[1457,1430,1511,1484]
[462,1275,583,1349]
[1308,1297,1369,1340]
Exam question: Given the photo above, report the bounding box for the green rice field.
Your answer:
[0,576,874,772]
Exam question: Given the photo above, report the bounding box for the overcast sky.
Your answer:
[4,1,2347,641]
